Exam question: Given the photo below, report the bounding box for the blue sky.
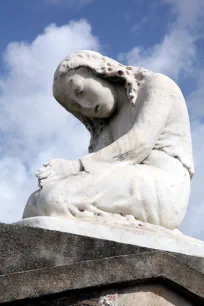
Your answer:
[0,0,204,239]
[0,1,170,60]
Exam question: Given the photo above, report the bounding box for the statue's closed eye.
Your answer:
[74,87,84,97]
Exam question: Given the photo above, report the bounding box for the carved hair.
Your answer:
[53,50,152,105]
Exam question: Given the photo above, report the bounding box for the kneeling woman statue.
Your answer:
[23,50,194,230]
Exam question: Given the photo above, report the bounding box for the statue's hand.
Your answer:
[36,158,81,188]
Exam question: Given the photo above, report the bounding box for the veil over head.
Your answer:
[53,50,152,105]
[53,50,153,151]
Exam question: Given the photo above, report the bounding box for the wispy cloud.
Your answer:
[131,16,148,32]
[0,20,99,222]
[119,7,198,79]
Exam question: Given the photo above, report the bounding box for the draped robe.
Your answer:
[23,73,194,230]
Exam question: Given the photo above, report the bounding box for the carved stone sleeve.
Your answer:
[80,74,173,172]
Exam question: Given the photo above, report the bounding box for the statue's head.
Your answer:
[53,66,117,119]
[53,50,152,121]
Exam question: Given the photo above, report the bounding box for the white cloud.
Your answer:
[181,122,204,238]
[186,72,204,121]
[119,0,204,81]
[0,20,99,222]
[119,28,196,80]
[165,0,204,29]
[119,5,199,80]
[120,0,204,239]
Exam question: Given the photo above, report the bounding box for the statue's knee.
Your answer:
[23,190,40,218]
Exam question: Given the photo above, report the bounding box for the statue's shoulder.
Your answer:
[144,72,181,94]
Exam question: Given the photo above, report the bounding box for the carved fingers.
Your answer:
[36,159,81,188]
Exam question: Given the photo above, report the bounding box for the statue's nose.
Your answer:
[71,76,84,92]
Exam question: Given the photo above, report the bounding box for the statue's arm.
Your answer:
[80,73,175,171]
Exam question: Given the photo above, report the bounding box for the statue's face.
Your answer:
[54,67,116,118]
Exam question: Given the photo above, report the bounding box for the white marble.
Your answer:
[22,50,194,230]
[15,216,204,257]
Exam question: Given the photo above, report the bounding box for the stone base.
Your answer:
[15,216,204,257]
[1,223,204,305]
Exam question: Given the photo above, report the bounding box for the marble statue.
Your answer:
[22,50,194,230]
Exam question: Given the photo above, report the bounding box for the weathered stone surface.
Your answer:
[0,223,204,305]
[16,216,204,257]
[0,223,146,275]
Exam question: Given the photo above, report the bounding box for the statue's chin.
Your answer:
[84,112,111,119]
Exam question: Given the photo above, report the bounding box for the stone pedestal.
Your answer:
[0,223,204,305]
